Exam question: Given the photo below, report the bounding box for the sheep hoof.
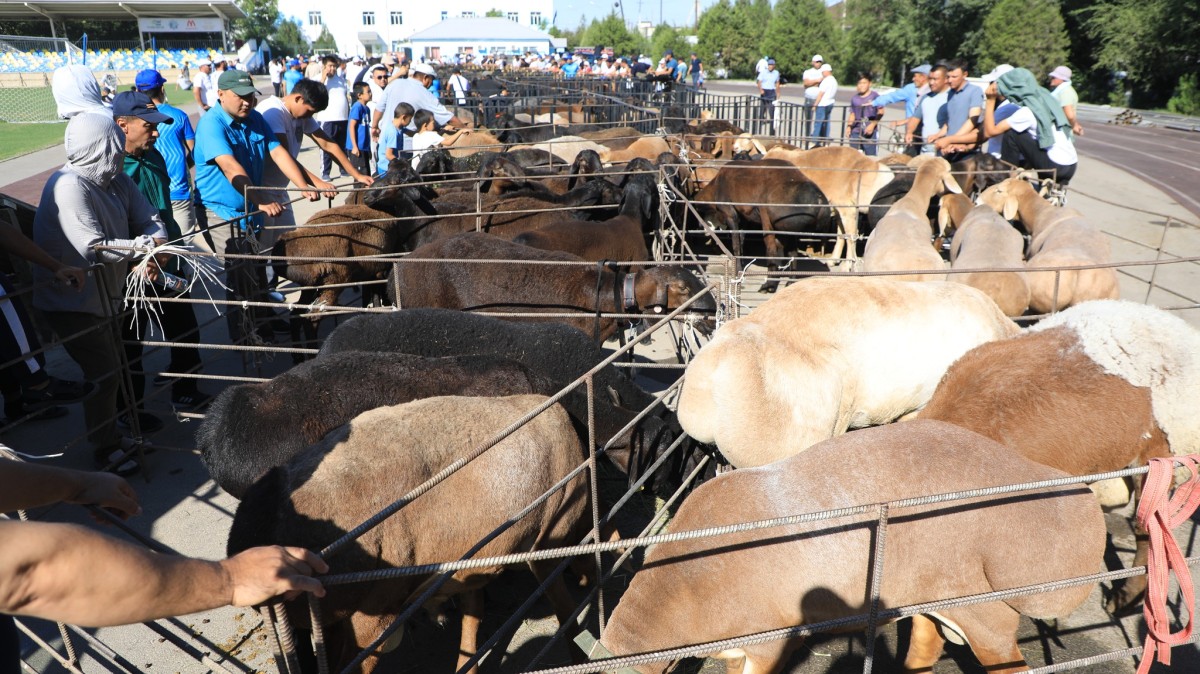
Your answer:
[757,281,780,294]
[1104,583,1146,617]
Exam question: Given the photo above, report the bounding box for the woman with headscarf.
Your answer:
[51,64,108,119]
[982,67,1078,185]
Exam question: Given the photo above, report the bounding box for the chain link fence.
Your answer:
[0,35,84,123]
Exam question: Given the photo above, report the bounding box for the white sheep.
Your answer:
[940,192,1031,316]
[861,156,961,281]
[979,178,1118,313]
[677,276,1020,468]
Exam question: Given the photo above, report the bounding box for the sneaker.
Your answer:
[22,377,96,407]
[266,290,286,303]
[171,389,213,410]
[320,174,331,182]
[117,411,165,434]
[152,374,177,387]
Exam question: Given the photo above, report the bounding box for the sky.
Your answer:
[551,0,718,30]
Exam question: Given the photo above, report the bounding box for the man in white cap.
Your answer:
[802,55,825,140]
[371,62,469,145]
[812,63,838,145]
[345,55,365,86]
[192,58,215,112]
[1048,65,1083,137]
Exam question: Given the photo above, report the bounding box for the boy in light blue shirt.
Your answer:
[376,102,415,175]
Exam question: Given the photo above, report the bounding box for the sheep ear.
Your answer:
[937,199,953,233]
[752,138,767,156]
[1003,197,1019,221]
[943,173,963,194]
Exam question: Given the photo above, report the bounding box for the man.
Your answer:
[134,70,196,242]
[688,52,703,89]
[984,67,1078,185]
[873,64,932,156]
[1048,65,1084,137]
[256,79,373,247]
[282,59,304,95]
[32,113,167,472]
[929,58,984,160]
[192,58,215,112]
[757,58,781,131]
[915,64,951,154]
[112,90,210,411]
[813,63,838,144]
[447,67,470,107]
[344,55,365,87]
[313,55,350,182]
[372,62,469,144]
[802,55,825,140]
[934,63,1020,158]
[304,54,323,81]
[755,54,770,77]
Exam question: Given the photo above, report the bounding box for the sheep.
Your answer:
[764,145,898,263]
[442,128,503,158]
[414,148,502,179]
[919,299,1200,614]
[940,193,1031,316]
[599,419,1105,674]
[861,157,961,282]
[317,309,716,497]
[227,394,588,674]
[677,276,1019,468]
[692,158,833,293]
[508,136,610,164]
[511,168,658,265]
[598,135,672,164]
[271,164,439,357]
[196,351,554,498]
[979,178,1119,313]
[385,232,715,342]
[950,152,1013,196]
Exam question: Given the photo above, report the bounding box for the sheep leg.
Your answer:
[288,288,318,364]
[940,603,1028,673]
[757,207,781,294]
[902,615,945,673]
[528,559,586,663]
[455,590,484,674]
[717,637,800,674]
[1105,471,1149,615]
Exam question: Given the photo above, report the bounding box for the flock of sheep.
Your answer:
[187,94,1200,674]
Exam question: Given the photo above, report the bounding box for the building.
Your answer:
[288,1,554,57]
[407,18,555,62]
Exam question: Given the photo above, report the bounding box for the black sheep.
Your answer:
[319,309,719,495]
[196,351,555,498]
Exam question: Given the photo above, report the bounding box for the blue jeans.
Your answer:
[813,106,832,143]
[849,126,878,156]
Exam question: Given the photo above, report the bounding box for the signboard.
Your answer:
[137,17,224,33]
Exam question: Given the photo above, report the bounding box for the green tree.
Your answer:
[843,0,932,86]
[761,0,839,80]
[697,0,758,77]
[271,18,308,57]
[234,0,280,43]
[977,0,1068,79]
[734,0,772,48]
[581,13,644,58]
[922,0,992,69]
[312,25,337,53]
[485,8,505,17]
[1081,0,1200,108]
[650,24,691,60]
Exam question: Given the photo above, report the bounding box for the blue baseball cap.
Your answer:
[287,59,300,67]
[134,69,167,91]
[111,91,173,124]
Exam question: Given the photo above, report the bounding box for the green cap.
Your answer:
[217,69,259,95]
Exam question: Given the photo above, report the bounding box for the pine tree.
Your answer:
[312,25,337,53]
[761,0,839,81]
[697,0,759,77]
[977,0,1068,80]
[582,14,644,59]
[843,0,932,86]
[272,18,309,58]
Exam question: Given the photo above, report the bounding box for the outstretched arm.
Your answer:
[0,459,140,515]
[0,520,326,627]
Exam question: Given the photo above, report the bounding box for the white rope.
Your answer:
[122,244,228,337]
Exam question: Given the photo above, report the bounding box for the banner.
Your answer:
[138,17,224,33]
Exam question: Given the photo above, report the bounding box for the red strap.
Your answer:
[1136,455,1200,674]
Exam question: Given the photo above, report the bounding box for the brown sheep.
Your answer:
[386,232,715,342]
[600,419,1105,674]
[940,193,1031,316]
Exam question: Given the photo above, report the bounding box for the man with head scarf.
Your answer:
[51,64,107,119]
[32,113,168,473]
[982,67,1078,184]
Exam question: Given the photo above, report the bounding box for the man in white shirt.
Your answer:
[371,62,469,144]
[313,55,350,181]
[447,67,470,107]
[802,54,825,141]
[812,63,838,144]
[192,59,215,112]
[344,55,365,87]
[255,79,371,244]
[916,65,950,154]
[755,55,769,76]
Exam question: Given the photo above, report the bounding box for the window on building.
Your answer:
[507,11,518,22]
[530,11,542,25]
[362,11,375,25]
[308,11,322,25]
[440,11,448,20]
[461,10,475,18]
[390,11,403,25]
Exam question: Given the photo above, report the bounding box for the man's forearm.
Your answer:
[0,225,67,275]
[0,462,90,512]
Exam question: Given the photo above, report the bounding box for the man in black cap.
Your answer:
[112,91,210,413]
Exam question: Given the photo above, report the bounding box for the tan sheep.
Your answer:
[861,157,961,281]
[507,135,610,164]
[979,178,1119,313]
[597,135,672,164]
[940,193,1031,316]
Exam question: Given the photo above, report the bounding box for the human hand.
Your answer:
[54,266,86,291]
[353,173,375,186]
[933,137,951,150]
[350,148,360,157]
[69,471,141,520]
[259,201,285,217]
[1073,123,1084,136]
[985,82,998,100]
[904,133,914,144]
[311,178,337,200]
[221,546,329,606]
[370,126,381,139]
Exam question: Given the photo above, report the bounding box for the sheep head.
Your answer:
[364,161,438,215]
[633,267,716,320]
[978,178,1035,221]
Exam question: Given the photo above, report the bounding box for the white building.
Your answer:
[408,18,556,61]
[285,1,555,57]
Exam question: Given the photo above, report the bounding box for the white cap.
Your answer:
[195,58,212,67]
[981,64,1015,83]
[411,62,436,77]
[812,54,824,62]
[820,63,832,73]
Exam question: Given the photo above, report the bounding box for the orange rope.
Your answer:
[1136,455,1200,674]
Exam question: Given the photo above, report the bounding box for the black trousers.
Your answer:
[1001,129,1076,184]
[120,289,204,405]
[0,615,18,674]
[319,121,348,177]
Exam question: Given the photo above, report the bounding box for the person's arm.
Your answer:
[981,92,1014,139]
[813,87,825,107]
[308,129,374,185]
[845,109,857,134]
[50,177,163,265]
[0,459,139,515]
[756,76,764,97]
[193,80,206,111]
[0,223,85,289]
[0,520,326,627]
[370,107,384,139]
[213,155,285,217]
[267,145,324,202]
[905,115,920,144]
[347,117,361,155]
[1063,104,1083,136]
[438,129,470,147]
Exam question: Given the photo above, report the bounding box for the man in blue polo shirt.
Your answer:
[134,69,197,239]
[283,59,304,95]
[873,64,930,156]
[927,58,984,161]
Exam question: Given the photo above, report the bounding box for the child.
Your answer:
[376,102,414,176]
[345,83,373,177]
[409,109,471,169]
[846,72,883,156]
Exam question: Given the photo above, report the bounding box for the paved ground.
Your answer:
[3,82,1199,674]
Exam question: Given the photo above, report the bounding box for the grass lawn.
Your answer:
[0,84,200,161]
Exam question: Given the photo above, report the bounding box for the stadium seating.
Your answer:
[0,48,219,73]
